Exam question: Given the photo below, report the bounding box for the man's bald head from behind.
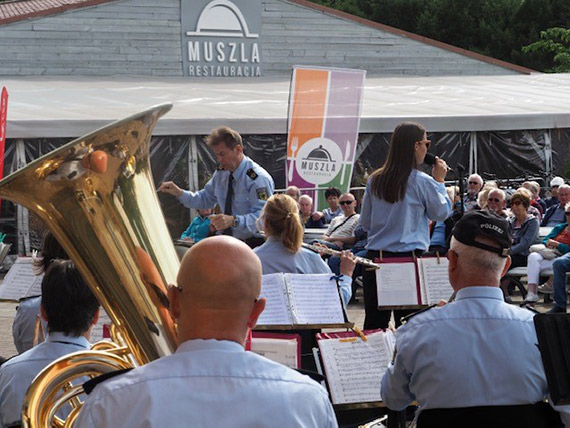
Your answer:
[169,236,266,347]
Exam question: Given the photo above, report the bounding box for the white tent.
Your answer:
[3,73,570,138]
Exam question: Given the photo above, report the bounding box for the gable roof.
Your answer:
[288,0,535,75]
[0,0,115,25]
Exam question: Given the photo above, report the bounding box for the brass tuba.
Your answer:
[0,104,181,426]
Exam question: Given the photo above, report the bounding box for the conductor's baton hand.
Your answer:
[158,181,183,197]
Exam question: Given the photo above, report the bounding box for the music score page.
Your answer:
[286,274,345,324]
[0,257,43,301]
[257,273,294,325]
[418,258,454,305]
[376,262,418,306]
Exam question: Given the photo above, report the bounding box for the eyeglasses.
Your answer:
[468,181,480,185]
[417,139,431,149]
[339,200,354,205]
[565,212,570,216]
[488,198,501,203]
[511,200,523,206]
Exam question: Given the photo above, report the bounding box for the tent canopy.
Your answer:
[4,73,570,138]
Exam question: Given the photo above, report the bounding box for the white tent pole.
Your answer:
[14,139,30,255]
[544,130,552,178]
[188,135,199,220]
[469,131,477,175]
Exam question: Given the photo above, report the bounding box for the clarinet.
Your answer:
[302,243,381,269]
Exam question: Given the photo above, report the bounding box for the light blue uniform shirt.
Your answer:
[178,156,274,240]
[12,296,44,354]
[380,287,548,412]
[0,332,90,427]
[75,339,338,428]
[361,169,452,252]
[254,237,352,305]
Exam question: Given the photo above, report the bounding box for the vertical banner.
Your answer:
[286,66,366,209]
[0,87,7,181]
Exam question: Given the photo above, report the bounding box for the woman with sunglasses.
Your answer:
[360,122,452,329]
[525,202,570,304]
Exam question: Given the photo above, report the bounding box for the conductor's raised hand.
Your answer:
[432,157,448,183]
[210,214,234,231]
[339,250,356,278]
[158,181,183,197]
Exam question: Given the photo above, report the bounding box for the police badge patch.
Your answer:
[246,168,258,180]
[256,187,268,200]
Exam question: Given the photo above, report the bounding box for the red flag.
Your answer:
[0,87,7,181]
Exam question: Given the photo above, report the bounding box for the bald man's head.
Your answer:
[171,236,265,344]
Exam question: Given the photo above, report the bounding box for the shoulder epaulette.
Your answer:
[246,168,258,180]
[82,368,133,394]
[400,304,438,325]
[18,294,41,303]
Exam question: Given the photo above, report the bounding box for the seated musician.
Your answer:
[76,236,338,427]
[179,208,214,243]
[299,194,326,228]
[381,211,563,420]
[0,260,100,427]
[12,231,69,354]
[314,193,360,251]
[254,194,355,306]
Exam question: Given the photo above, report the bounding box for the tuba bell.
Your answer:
[0,103,181,426]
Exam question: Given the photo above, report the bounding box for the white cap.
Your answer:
[551,177,565,187]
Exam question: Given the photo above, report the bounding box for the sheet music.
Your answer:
[0,257,43,301]
[319,331,393,404]
[90,309,112,344]
[286,274,345,324]
[256,273,294,326]
[250,337,299,369]
[376,262,418,306]
[418,258,454,305]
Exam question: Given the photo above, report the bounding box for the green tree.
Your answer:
[523,27,570,72]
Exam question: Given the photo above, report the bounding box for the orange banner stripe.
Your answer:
[288,68,329,157]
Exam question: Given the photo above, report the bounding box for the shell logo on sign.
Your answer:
[296,138,343,185]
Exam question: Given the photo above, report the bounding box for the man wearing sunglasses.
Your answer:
[464,174,483,212]
[486,188,508,218]
[318,193,360,251]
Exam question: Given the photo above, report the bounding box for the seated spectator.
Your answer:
[522,181,545,215]
[0,260,100,427]
[525,203,570,303]
[76,236,338,427]
[12,231,68,354]
[464,174,483,211]
[516,187,542,222]
[180,208,214,243]
[544,176,564,209]
[299,194,325,228]
[315,193,360,251]
[475,182,498,211]
[542,184,570,227]
[311,187,342,224]
[426,186,462,256]
[380,211,564,421]
[508,191,539,269]
[284,185,301,202]
[486,188,508,218]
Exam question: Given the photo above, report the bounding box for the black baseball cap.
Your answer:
[452,210,511,257]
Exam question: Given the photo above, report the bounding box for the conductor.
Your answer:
[159,126,274,246]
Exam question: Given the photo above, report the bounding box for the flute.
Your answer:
[302,243,381,269]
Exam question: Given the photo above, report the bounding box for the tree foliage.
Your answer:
[523,28,570,72]
[309,0,570,72]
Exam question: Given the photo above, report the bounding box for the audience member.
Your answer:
[508,191,539,270]
[311,187,342,224]
[464,174,483,211]
[316,193,360,251]
[544,177,564,209]
[180,208,213,243]
[284,185,301,202]
[76,236,338,427]
[542,184,570,227]
[381,211,562,422]
[522,181,545,215]
[0,260,99,427]
[526,203,570,303]
[486,188,508,218]
[299,194,325,228]
[426,186,462,255]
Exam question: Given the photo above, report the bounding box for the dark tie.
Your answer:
[223,173,234,235]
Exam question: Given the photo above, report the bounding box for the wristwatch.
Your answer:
[232,216,239,228]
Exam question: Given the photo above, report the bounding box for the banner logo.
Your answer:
[296,138,342,185]
[182,0,262,78]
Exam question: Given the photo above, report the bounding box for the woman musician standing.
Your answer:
[361,122,452,329]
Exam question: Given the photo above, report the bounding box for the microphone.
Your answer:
[424,153,454,173]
